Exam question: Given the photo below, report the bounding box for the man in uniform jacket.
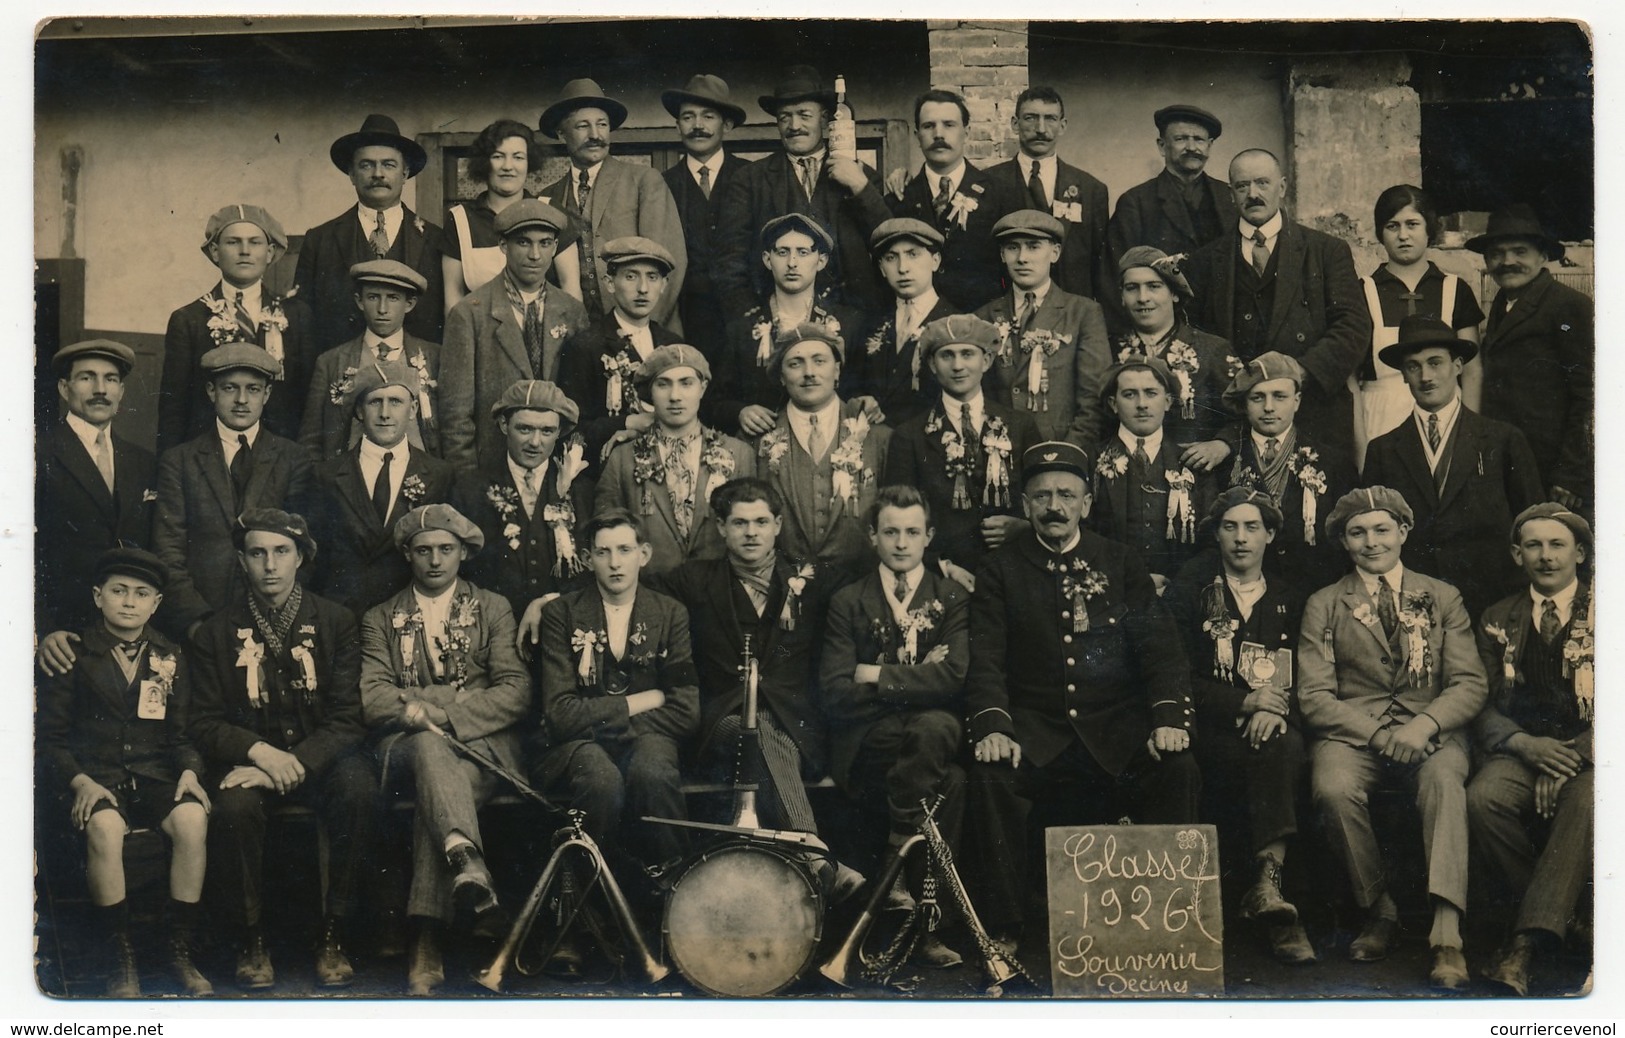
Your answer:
[965,441,1198,951]
[295,115,446,350]
[38,339,156,635]
[661,74,748,358]
[190,509,374,990]
[1181,149,1370,458]
[1107,105,1239,274]
[713,65,894,316]
[1297,487,1488,990]
[844,219,960,427]
[153,344,312,637]
[1466,204,1594,510]
[1362,316,1543,621]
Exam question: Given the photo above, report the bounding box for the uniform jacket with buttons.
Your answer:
[300,333,444,462]
[457,455,594,622]
[967,528,1193,774]
[975,285,1111,448]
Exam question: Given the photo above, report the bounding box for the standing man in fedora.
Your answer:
[296,114,447,350]
[662,74,748,360]
[1467,204,1593,512]
[538,78,687,325]
[713,65,894,317]
[1107,104,1239,271]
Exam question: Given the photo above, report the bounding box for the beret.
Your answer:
[1101,354,1176,404]
[1376,314,1478,370]
[93,545,169,590]
[490,379,580,423]
[349,258,429,294]
[601,236,677,274]
[760,211,835,253]
[917,314,1002,361]
[233,507,317,561]
[1510,502,1593,547]
[1223,351,1307,412]
[53,339,136,378]
[1117,245,1195,301]
[1324,486,1414,542]
[201,204,288,254]
[1022,440,1090,486]
[768,321,845,374]
[1154,104,1222,139]
[494,198,570,238]
[201,343,282,380]
[1202,485,1283,536]
[393,502,485,554]
[992,209,1066,243]
[869,217,944,255]
[348,358,422,406]
[637,343,712,385]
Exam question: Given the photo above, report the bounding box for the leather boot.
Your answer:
[314,914,356,988]
[447,842,505,936]
[99,901,140,998]
[1239,852,1298,925]
[1485,931,1540,997]
[166,898,213,996]
[234,926,275,990]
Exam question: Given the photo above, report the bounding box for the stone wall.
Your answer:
[926,20,1028,162]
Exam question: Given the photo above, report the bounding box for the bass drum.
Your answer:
[663,841,824,996]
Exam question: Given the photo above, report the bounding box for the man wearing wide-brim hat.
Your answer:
[1107,103,1239,273]
[295,114,447,352]
[1466,203,1592,511]
[1363,314,1543,621]
[662,74,750,358]
[712,64,894,318]
[537,78,688,325]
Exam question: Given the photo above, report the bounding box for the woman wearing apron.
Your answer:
[1352,184,1485,471]
[441,118,584,315]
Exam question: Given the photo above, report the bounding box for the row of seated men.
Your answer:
[37,313,1589,998]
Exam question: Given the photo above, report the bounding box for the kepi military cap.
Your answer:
[329,114,427,177]
[637,344,712,385]
[201,342,282,380]
[1465,203,1565,262]
[349,258,429,295]
[201,204,288,255]
[490,379,580,423]
[1376,314,1478,370]
[661,74,747,127]
[233,507,318,561]
[917,314,1002,362]
[1324,486,1414,543]
[1154,104,1223,140]
[760,211,835,253]
[539,79,629,140]
[94,545,169,591]
[394,502,485,554]
[869,217,944,255]
[601,236,677,274]
[1223,351,1307,411]
[992,209,1066,243]
[758,65,836,118]
[53,339,136,378]
[493,198,570,239]
[1021,440,1090,486]
[1511,502,1593,547]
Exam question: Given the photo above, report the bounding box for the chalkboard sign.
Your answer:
[1045,824,1225,997]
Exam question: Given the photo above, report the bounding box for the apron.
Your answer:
[1351,272,1459,472]
[451,204,509,293]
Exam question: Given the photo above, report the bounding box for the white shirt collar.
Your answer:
[359,434,405,464]
[880,562,925,610]
[367,329,406,355]
[787,397,843,456]
[920,160,967,195]
[572,160,604,188]
[357,203,404,239]
[899,287,940,326]
[1117,426,1165,461]
[686,152,723,178]
[65,410,110,451]
[613,310,655,355]
[1357,562,1407,599]
[1012,280,1051,312]
[508,454,550,493]
[943,390,984,433]
[1250,424,1294,453]
[218,419,261,450]
[1530,579,1580,627]
[1240,211,1284,244]
[217,280,263,312]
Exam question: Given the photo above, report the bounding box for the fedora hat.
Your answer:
[662,73,747,127]
[539,79,629,140]
[330,114,427,177]
[759,65,836,118]
[1376,314,1478,370]
[1465,203,1565,261]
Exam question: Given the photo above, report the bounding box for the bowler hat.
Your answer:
[539,79,629,140]
[1465,203,1565,261]
[53,339,136,378]
[661,74,747,127]
[758,65,836,118]
[329,114,427,177]
[1376,314,1478,370]
[1154,104,1222,140]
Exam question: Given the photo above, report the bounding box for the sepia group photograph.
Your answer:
[22,7,1607,1021]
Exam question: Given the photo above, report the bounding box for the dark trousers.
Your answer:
[966,738,1200,934]
[843,709,964,842]
[535,734,689,872]
[207,752,377,930]
[1194,716,1303,854]
[1467,756,1592,939]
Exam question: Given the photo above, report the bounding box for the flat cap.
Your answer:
[1223,351,1307,411]
[1325,486,1414,543]
[1376,314,1478,370]
[348,358,422,406]
[601,236,676,274]
[992,209,1066,243]
[493,198,570,238]
[233,507,317,561]
[768,321,845,374]
[490,379,579,423]
[1511,502,1593,547]
[1202,485,1283,536]
[94,545,169,590]
[917,314,1003,361]
[349,258,429,294]
[637,343,712,385]
[201,204,288,254]
[1117,244,1195,301]
[760,211,834,253]
[1022,440,1090,485]
[393,502,485,554]
[869,217,944,255]
[201,343,282,380]
[1101,354,1176,404]
[1154,104,1222,139]
[53,339,136,377]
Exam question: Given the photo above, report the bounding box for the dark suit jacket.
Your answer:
[664,152,747,351]
[760,398,892,577]
[841,294,959,426]
[713,150,894,316]
[1363,407,1543,618]
[293,203,446,351]
[1088,435,1220,580]
[1107,169,1238,269]
[303,444,457,614]
[299,333,443,461]
[37,420,156,634]
[555,312,681,464]
[159,285,314,455]
[1480,270,1594,502]
[819,567,969,788]
[966,529,1193,773]
[457,454,594,620]
[1108,323,1238,449]
[984,156,1111,302]
[1473,583,1592,761]
[710,301,858,435]
[888,162,1010,311]
[152,428,312,630]
[974,286,1111,446]
[1224,425,1356,591]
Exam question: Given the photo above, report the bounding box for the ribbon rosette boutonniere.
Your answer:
[947,191,979,230]
[407,352,436,420]
[1350,603,1377,629]
[1048,557,1109,633]
[602,346,642,416]
[572,627,605,685]
[201,294,245,347]
[1095,446,1129,481]
[235,628,266,706]
[260,289,295,372]
[289,639,319,702]
[981,415,1014,507]
[148,652,178,698]
[329,366,359,405]
[780,564,816,631]
[1289,448,1328,545]
[1397,591,1435,686]
[759,426,792,474]
[753,317,775,366]
[1165,467,1197,543]
[631,433,667,515]
[897,599,945,665]
[542,501,584,576]
[1016,331,1069,412]
[827,413,872,515]
[700,428,738,503]
[925,410,974,510]
[1483,622,1518,684]
[1562,592,1594,722]
[1198,577,1237,680]
[392,610,424,671]
[400,474,426,506]
[993,319,1014,366]
[1163,340,1200,420]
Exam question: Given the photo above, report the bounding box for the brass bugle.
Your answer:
[918,805,1026,995]
[817,833,925,988]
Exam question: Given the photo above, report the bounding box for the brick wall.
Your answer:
[927,20,1029,162]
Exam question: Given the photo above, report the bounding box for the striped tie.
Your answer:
[233,289,257,343]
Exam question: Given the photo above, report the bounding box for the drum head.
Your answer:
[664,843,823,997]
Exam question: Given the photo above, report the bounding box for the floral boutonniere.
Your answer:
[926,409,974,510]
[1563,589,1594,722]
[289,638,319,703]
[1047,556,1109,633]
[1163,340,1199,420]
[201,294,243,348]
[259,286,297,373]
[557,433,589,497]
[572,627,606,685]
[407,352,437,421]
[981,414,1014,508]
[235,628,266,706]
[865,321,890,357]
[993,319,1014,366]
[1095,445,1129,482]
[542,501,585,576]
[827,413,873,515]
[896,599,945,665]
[947,191,979,230]
[392,609,424,671]
[1225,354,1245,380]
[400,473,426,506]
[631,431,668,515]
[148,651,178,698]
[1483,622,1518,684]
[815,310,842,339]
[1015,330,1070,412]
[1287,448,1328,545]
[1350,603,1377,629]
[1165,467,1197,543]
[486,483,523,549]
[699,427,737,503]
[1397,590,1435,686]
[1199,577,1238,681]
[413,215,427,236]
[602,345,642,416]
[1062,185,1080,201]
[549,322,571,341]
[759,425,792,475]
[753,317,775,366]
[780,564,816,631]
[329,365,359,405]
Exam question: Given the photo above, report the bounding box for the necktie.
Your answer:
[1028,159,1048,211]
[93,428,115,493]
[1250,229,1270,277]
[1426,413,1441,453]
[520,466,539,517]
[575,169,603,314]
[114,640,144,664]
[1133,436,1151,468]
[375,339,394,362]
[807,413,828,461]
[961,400,980,473]
[372,450,394,524]
[1263,436,1280,466]
[1539,598,1561,644]
[230,433,254,508]
[1376,575,1399,640]
[797,157,818,201]
[523,299,544,376]
[894,571,911,606]
[576,168,592,213]
[1018,290,1038,335]
[697,165,712,200]
[934,175,953,220]
[233,289,257,343]
[370,209,391,259]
